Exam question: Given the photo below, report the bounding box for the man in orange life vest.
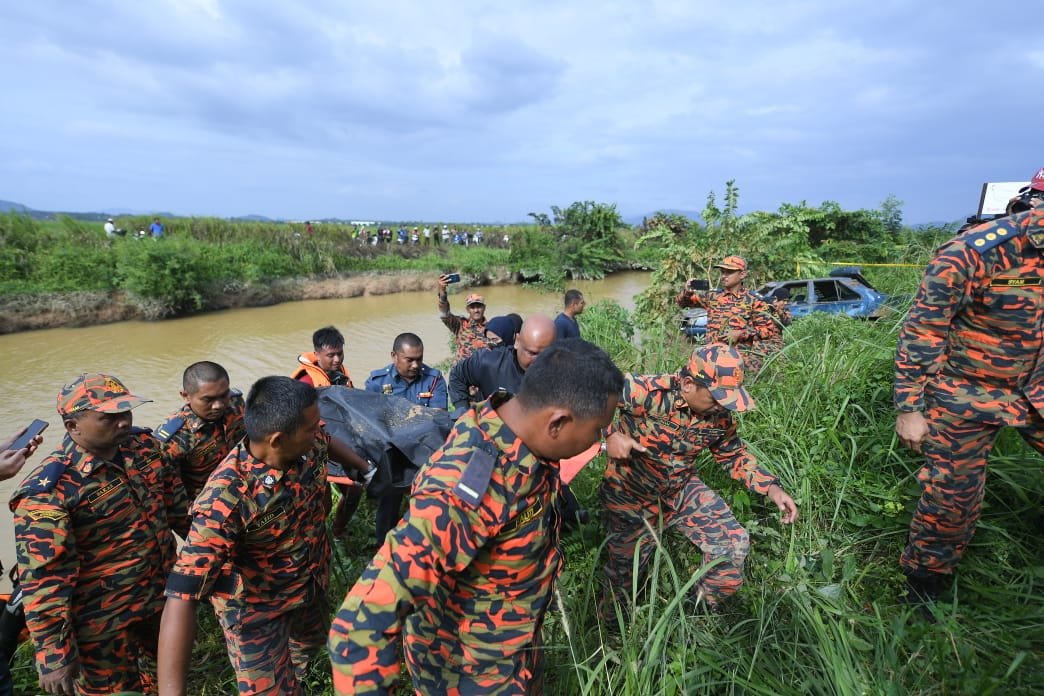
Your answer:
[292,325,368,537]
[292,326,354,388]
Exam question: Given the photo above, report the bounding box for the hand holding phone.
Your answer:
[444,273,461,284]
[7,419,49,453]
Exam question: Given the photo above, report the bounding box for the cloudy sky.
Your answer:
[0,1,1037,224]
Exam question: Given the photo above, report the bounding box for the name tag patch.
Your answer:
[504,501,544,534]
[86,479,124,505]
[990,277,1041,287]
[246,507,286,533]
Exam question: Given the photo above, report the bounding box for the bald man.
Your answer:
[448,315,588,529]
[448,315,558,418]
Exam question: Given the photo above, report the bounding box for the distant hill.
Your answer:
[0,199,30,213]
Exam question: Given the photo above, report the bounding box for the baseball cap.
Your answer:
[1030,167,1044,192]
[465,293,485,306]
[57,373,151,416]
[685,344,755,412]
[713,255,748,272]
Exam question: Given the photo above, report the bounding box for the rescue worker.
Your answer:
[364,333,447,544]
[328,339,624,694]
[292,326,369,536]
[158,377,335,695]
[600,344,798,616]
[155,361,246,501]
[894,169,1044,608]
[554,289,586,340]
[0,428,45,696]
[675,255,779,373]
[292,326,354,387]
[11,374,189,695]
[436,275,489,361]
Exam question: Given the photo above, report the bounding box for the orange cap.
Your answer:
[685,344,754,412]
[713,255,748,272]
[465,293,485,306]
[57,373,151,416]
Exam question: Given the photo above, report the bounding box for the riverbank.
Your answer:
[0,268,515,334]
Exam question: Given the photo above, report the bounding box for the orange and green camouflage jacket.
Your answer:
[605,373,779,497]
[164,437,331,627]
[10,430,188,677]
[328,396,561,695]
[155,390,246,501]
[676,288,779,361]
[894,207,1044,425]
[440,313,489,361]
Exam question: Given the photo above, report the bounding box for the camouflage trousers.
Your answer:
[69,612,160,696]
[403,629,545,696]
[600,474,750,611]
[900,405,1044,575]
[217,594,330,695]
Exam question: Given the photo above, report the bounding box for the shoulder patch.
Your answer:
[154,416,186,443]
[965,221,1019,255]
[18,460,67,497]
[453,440,499,509]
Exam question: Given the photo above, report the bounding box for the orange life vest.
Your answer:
[291,352,354,388]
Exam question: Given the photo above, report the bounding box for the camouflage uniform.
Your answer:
[329,395,562,695]
[11,429,188,695]
[676,288,779,373]
[894,207,1044,576]
[599,373,779,609]
[165,437,332,695]
[155,389,246,501]
[441,314,489,362]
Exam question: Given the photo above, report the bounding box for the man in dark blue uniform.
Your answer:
[365,333,447,543]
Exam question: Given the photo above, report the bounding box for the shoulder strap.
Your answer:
[155,416,185,443]
[452,439,499,509]
[965,219,1020,255]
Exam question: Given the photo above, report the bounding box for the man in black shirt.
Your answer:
[449,314,589,528]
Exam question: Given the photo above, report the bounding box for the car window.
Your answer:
[785,282,810,303]
[813,280,860,302]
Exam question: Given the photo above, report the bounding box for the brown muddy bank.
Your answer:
[0,269,515,334]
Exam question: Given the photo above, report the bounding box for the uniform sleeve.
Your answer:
[606,374,648,438]
[159,446,191,538]
[746,298,778,341]
[328,483,501,694]
[441,311,463,335]
[676,289,709,308]
[12,495,79,675]
[894,245,974,412]
[710,419,779,495]
[448,354,479,409]
[165,477,244,600]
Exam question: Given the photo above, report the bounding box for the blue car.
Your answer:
[681,267,893,339]
[755,267,893,320]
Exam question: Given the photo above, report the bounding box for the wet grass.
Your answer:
[9,304,1042,694]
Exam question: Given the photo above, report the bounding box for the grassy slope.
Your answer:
[10,290,1042,695]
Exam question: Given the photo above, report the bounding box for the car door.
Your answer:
[811,279,864,316]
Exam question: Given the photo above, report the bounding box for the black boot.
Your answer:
[902,571,948,621]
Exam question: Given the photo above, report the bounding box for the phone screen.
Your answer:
[8,419,49,452]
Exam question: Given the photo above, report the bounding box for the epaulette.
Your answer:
[18,459,67,497]
[130,425,153,435]
[964,220,1019,255]
[154,417,185,443]
[369,367,390,378]
[453,439,498,509]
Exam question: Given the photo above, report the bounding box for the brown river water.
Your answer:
[0,271,650,582]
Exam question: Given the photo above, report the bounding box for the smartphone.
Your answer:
[7,419,48,452]
[444,273,461,284]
